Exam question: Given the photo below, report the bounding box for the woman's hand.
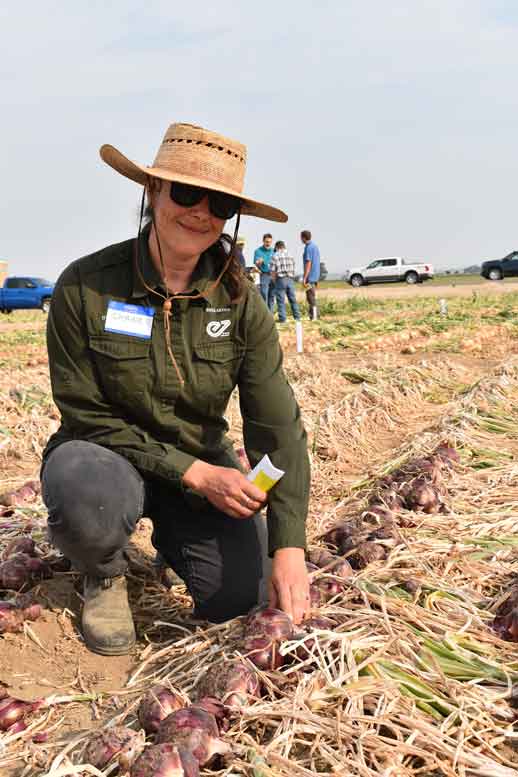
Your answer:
[269,547,309,625]
[183,460,267,518]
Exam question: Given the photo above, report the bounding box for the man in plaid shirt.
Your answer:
[270,241,301,323]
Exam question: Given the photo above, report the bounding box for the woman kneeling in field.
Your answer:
[41,122,310,655]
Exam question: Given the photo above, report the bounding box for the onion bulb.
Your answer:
[156,706,230,766]
[84,726,145,771]
[348,542,386,570]
[138,685,185,734]
[243,634,284,670]
[194,659,260,708]
[246,606,293,641]
[130,743,199,777]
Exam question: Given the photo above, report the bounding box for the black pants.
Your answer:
[305,282,317,310]
[41,441,270,623]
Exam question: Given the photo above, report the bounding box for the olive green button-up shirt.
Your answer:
[44,230,310,554]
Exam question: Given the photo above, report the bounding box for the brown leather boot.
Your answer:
[82,575,136,656]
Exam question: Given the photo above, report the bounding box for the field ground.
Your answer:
[1,283,518,776]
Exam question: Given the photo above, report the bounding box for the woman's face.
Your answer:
[149,180,226,258]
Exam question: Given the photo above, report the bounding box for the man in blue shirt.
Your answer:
[254,233,275,312]
[301,230,321,320]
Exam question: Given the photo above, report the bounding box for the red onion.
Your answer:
[0,481,39,507]
[25,557,52,579]
[404,479,439,513]
[493,608,518,642]
[130,744,199,777]
[196,697,232,731]
[246,606,293,641]
[194,659,260,707]
[329,558,354,580]
[362,505,394,522]
[243,634,285,671]
[314,578,345,602]
[348,542,386,570]
[0,555,32,590]
[295,616,336,663]
[307,548,335,567]
[309,584,324,607]
[138,685,185,734]
[156,706,230,766]
[305,561,320,574]
[0,554,52,590]
[322,523,359,548]
[0,600,42,634]
[84,726,145,770]
[2,537,36,560]
[0,696,33,731]
[435,444,459,465]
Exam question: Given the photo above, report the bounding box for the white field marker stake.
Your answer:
[296,320,303,353]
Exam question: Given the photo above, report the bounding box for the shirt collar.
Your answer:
[131,223,219,302]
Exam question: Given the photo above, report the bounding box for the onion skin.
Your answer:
[315,578,345,602]
[130,743,200,777]
[0,697,32,731]
[435,444,459,465]
[246,607,293,641]
[348,542,386,570]
[0,555,33,590]
[0,482,40,508]
[493,608,518,642]
[309,584,325,608]
[0,554,52,591]
[156,706,230,766]
[243,634,285,671]
[84,726,145,770]
[403,479,439,514]
[196,697,232,731]
[193,659,260,708]
[0,601,42,634]
[307,548,335,567]
[295,616,336,664]
[138,685,185,734]
[2,537,36,560]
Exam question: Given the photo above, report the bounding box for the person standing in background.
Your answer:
[300,230,320,320]
[271,241,301,323]
[254,233,275,312]
[235,236,247,269]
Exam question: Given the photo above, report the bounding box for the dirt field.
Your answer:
[321,277,518,300]
[1,286,518,776]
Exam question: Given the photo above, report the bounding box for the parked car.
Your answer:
[480,250,518,281]
[0,276,54,313]
[344,257,434,287]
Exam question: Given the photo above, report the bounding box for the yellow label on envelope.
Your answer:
[251,471,278,492]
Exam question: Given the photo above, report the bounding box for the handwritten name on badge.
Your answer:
[105,301,154,339]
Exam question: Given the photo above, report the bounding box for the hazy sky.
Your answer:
[1,1,518,279]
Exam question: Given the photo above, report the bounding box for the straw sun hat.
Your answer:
[100,122,287,223]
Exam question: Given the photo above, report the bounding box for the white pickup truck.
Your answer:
[344,257,434,287]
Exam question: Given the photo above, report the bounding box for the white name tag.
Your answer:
[105,301,154,339]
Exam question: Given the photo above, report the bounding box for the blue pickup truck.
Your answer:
[0,277,55,314]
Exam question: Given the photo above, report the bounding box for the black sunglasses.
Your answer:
[170,181,241,220]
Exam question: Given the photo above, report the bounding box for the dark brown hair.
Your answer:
[263,233,273,240]
[301,230,312,241]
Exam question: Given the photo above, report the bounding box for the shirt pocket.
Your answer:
[192,342,244,413]
[88,335,152,408]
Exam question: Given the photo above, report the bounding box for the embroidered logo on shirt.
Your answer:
[206,320,231,338]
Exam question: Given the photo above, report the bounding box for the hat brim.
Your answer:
[100,144,288,223]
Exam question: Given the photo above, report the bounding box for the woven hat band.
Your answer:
[153,123,246,195]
